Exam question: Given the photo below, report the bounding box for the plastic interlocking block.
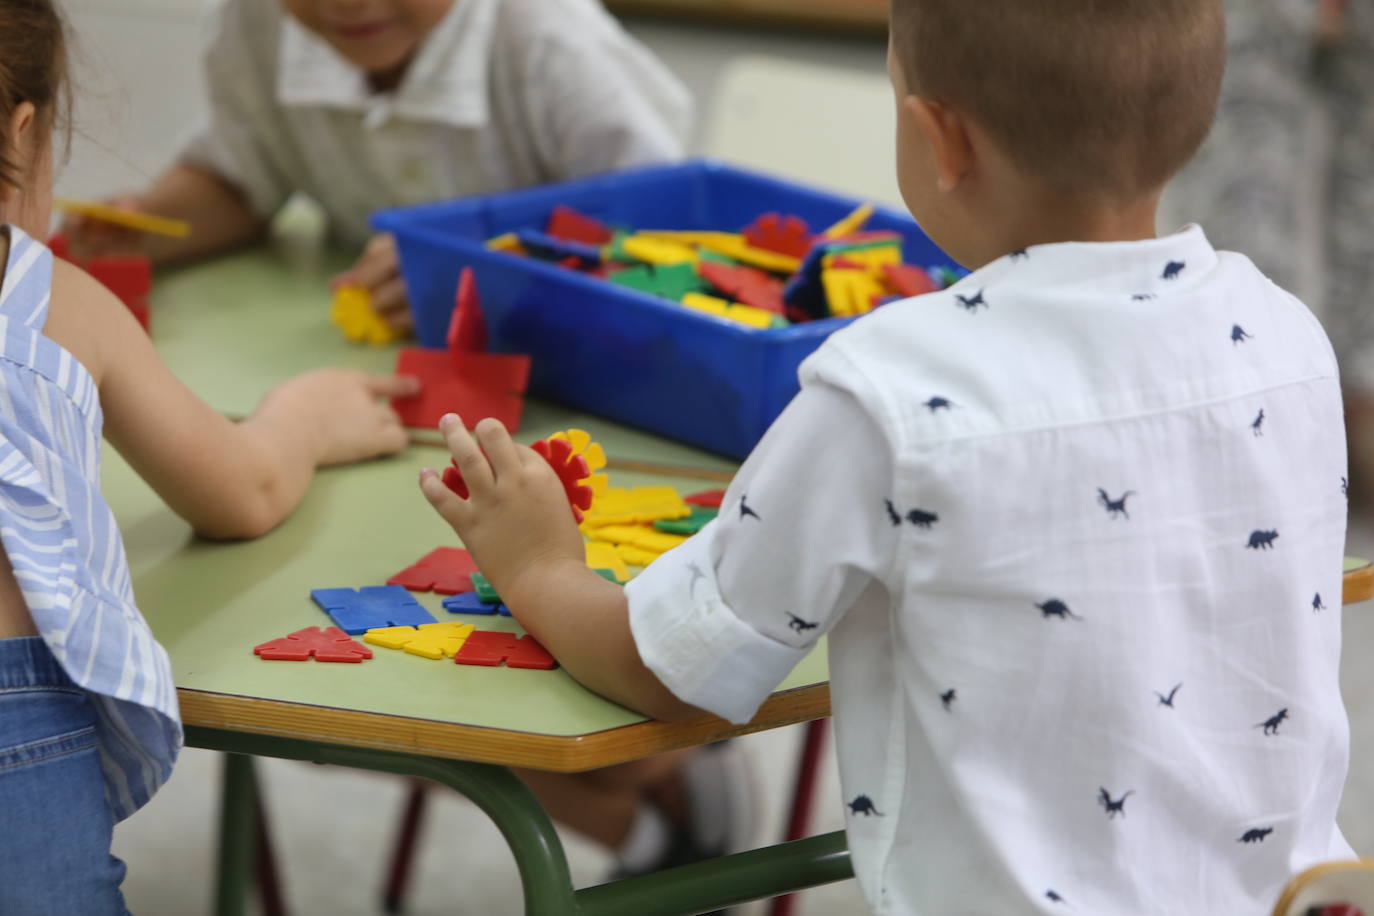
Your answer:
[392,349,531,431]
[442,591,505,616]
[545,205,613,246]
[653,506,718,536]
[742,212,814,259]
[469,571,502,605]
[698,261,785,316]
[684,489,726,508]
[310,586,437,635]
[363,622,476,659]
[453,630,557,669]
[387,546,479,595]
[448,267,489,353]
[883,262,938,298]
[254,626,373,662]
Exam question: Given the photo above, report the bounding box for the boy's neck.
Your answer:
[965,188,1163,269]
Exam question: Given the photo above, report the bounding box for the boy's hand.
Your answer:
[330,233,413,332]
[419,415,588,601]
[255,369,418,466]
[60,194,149,258]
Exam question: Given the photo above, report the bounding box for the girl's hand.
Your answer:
[60,194,148,258]
[254,369,418,466]
[330,233,413,332]
[419,415,587,600]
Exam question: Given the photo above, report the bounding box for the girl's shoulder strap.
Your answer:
[0,225,54,329]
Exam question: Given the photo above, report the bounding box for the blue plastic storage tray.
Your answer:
[373,160,953,459]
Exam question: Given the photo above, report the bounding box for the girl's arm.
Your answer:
[49,258,416,539]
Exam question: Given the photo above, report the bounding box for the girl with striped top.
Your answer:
[0,2,418,911]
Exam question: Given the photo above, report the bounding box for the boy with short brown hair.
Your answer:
[421,2,1354,911]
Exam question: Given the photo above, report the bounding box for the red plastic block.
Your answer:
[254,626,373,662]
[392,349,531,431]
[530,436,595,523]
[447,267,488,353]
[742,212,814,259]
[684,489,726,508]
[884,263,938,298]
[698,261,785,316]
[387,546,480,595]
[453,630,557,669]
[546,205,613,246]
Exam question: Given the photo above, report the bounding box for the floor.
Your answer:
[54,4,1374,914]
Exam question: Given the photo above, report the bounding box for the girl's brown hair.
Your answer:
[0,0,69,191]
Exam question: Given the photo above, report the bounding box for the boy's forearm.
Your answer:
[504,561,702,722]
[139,164,266,263]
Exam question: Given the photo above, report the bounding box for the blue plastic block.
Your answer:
[310,586,437,635]
[373,159,958,458]
[442,591,501,616]
[513,229,602,267]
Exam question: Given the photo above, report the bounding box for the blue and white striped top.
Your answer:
[0,225,180,820]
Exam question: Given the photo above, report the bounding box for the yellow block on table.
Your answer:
[331,285,399,345]
[581,486,691,528]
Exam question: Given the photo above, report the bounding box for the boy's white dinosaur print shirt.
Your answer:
[628,226,1353,915]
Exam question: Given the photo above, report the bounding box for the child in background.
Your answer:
[420,1,1355,912]
[0,2,416,910]
[64,0,691,331]
[66,0,737,877]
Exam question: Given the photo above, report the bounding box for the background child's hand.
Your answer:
[419,415,587,601]
[252,369,418,466]
[60,194,149,257]
[330,233,413,332]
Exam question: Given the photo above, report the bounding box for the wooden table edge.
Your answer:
[178,682,830,772]
[1344,561,1373,605]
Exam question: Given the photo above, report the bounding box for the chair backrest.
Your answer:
[701,55,905,209]
[1273,860,1374,916]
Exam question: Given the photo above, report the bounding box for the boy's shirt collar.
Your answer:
[954,224,1221,301]
[277,0,495,130]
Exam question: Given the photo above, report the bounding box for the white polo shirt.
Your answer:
[182,0,691,246]
[628,227,1354,915]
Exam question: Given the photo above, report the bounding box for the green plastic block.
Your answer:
[470,571,502,604]
[609,262,707,301]
[591,568,625,585]
[653,506,719,536]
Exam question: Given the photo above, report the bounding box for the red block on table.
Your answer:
[392,349,531,430]
[447,267,488,353]
[742,212,814,259]
[884,263,938,298]
[453,630,557,669]
[387,546,480,595]
[698,261,785,316]
[254,626,373,662]
[47,234,153,333]
[545,205,613,246]
[685,489,726,508]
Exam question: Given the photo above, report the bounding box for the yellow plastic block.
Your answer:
[585,542,631,582]
[822,243,901,273]
[693,234,801,274]
[486,232,525,254]
[620,235,699,266]
[581,487,691,528]
[363,622,476,660]
[638,230,742,247]
[614,543,662,567]
[587,524,687,554]
[331,285,400,345]
[822,202,875,239]
[681,292,731,316]
[725,303,775,329]
[54,198,191,238]
[822,268,886,317]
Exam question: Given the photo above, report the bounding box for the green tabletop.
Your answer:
[103,245,826,760]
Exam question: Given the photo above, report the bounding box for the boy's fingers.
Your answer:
[474,418,519,477]
[419,468,470,526]
[442,414,494,495]
[363,372,421,398]
[349,235,399,289]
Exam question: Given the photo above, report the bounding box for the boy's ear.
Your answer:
[905,96,974,192]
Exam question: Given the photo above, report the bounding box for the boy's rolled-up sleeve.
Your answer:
[627,354,897,725]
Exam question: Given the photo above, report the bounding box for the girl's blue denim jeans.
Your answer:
[0,636,128,915]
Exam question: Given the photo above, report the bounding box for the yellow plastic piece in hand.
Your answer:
[331,285,399,345]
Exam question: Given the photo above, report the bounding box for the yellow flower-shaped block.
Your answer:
[363,622,476,660]
[330,285,399,345]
